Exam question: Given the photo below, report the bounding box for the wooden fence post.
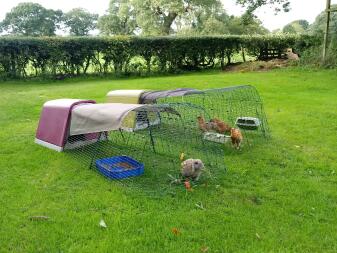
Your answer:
[323,0,331,61]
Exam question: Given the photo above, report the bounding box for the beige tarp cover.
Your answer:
[69,103,144,135]
[106,90,146,104]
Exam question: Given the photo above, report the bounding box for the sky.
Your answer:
[0,0,335,31]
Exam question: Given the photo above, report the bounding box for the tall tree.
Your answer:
[227,15,268,35]
[64,8,98,36]
[282,20,309,34]
[97,0,137,35]
[97,0,289,36]
[179,9,268,36]
[310,4,337,37]
[200,16,230,35]
[282,24,296,34]
[0,2,63,36]
[131,0,222,35]
[194,4,230,34]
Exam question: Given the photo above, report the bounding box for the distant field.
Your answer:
[0,68,336,253]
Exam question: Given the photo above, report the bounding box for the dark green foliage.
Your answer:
[283,24,297,34]
[282,20,310,34]
[300,41,337,69]
[310,4,337,40]
[97,0,137,35]
[227,16,269,35]
[296,4,337,69]
[0,2,63,36]
[64,8,98,36]
[0,35,314,78]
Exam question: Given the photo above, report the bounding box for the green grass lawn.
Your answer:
[0,68,336,253]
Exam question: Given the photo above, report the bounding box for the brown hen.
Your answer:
[230,128,243,149]
[197,116,215,132]
[210,118,231,134]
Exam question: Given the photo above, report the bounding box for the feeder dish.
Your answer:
[235,117,260,130]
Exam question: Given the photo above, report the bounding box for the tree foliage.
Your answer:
[188,0,229,33]
[236,0,290,14]
[97,0,282,35]
[131,0,222,35]
[0,0,292,36]
[97,0,137,35]
[297,5,337,68]
[179,13,268,35]
[64,8,98,36]
[0,2,63,36]
[282,20,309,34]
[310,4,337,38]
[227,16,268,35]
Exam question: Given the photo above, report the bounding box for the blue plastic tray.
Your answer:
[95,156,144,179]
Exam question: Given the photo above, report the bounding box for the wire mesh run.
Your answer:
[156,85,270,149]
[64,104,226,191]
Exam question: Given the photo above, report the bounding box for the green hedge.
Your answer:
[0,35,317,78]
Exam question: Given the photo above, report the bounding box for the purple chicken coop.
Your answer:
[35,99,100,152]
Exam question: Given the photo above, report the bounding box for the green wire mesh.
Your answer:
[63,85,269,193]
[156,85,270,146]
[63,104,225,193]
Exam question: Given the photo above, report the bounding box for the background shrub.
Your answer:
[0,35,315,79]
[299,38,337,69]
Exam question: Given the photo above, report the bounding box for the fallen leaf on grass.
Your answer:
[195,202,206,210]
[171,227,181,236]
[256,233,261,240]
[168,174,181,185]
[29,216,49,221]
[200,246,209,252]
[99,219,107,228]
